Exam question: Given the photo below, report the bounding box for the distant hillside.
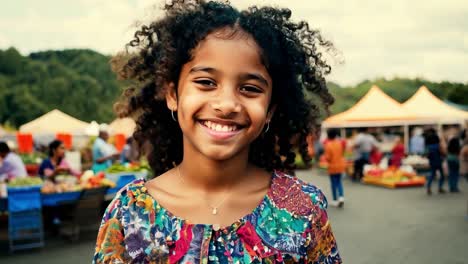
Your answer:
[0,47,124,127]
[0,47,467,127]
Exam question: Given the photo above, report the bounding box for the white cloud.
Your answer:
[0,32,11,49]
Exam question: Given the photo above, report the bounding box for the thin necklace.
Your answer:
[177,166,233,215]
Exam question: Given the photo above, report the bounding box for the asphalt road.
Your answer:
[1,168,467,263]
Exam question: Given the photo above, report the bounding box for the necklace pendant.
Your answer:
[212,207,218,215]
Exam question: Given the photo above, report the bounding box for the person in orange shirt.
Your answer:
[324,129,346,208]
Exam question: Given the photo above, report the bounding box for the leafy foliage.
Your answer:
[0,48,124,127]
[0,47,467,127]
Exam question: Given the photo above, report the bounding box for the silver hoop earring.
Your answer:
[264,122,270,133]
[171,110,176,121]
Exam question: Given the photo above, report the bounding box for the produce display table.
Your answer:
[362,167,426,189]
[42,191,82,206]
[362,175,426,188]
[0,172,145,211]
[1,191,93,210]
[105,171,147,183]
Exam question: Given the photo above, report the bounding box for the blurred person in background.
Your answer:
[390,136,405,167]
[92,124,120,173]
[324,129,346,207]
[461,138,468,182]
[38,139,80,180]
[120,137,134,164]
[370,146,383,165]
[353,127,378,181]
[0,141,27,181]
[425,128,446,195]
[410,127,425,155]
[447,135,461,192]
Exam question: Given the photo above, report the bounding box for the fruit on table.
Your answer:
[367,169,383,177]
[106,162,151,173]
[80,170,115,189]
[41,179,81,193]
[8,177,43,187]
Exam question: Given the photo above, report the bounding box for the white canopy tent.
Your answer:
[19,109,90,135]
[85,121,100,137]
[402,86,468,124]
[109,117,136,137]
[323,85,417,128]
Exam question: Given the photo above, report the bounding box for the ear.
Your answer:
[266,104,277,123]
[165,82,177,111]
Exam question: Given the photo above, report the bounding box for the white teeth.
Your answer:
[202,121,237,132]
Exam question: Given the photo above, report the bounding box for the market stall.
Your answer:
[323,85,417,129]
[19,109,90,135]
[402,86,468,125]
[362,165,426,189]
[109,117,136,138]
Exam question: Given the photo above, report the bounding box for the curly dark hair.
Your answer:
[113,0,335,176]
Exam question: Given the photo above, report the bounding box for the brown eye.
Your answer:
[194,79,216,87]
[240,86,262,94]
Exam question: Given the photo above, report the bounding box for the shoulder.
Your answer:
[250,171,332,258]
[39,159,52,170]
[270,171,328,217]
[93,138,104,147]
[6,152,18,161]
[40,158,52,165]
[103,179,150,219]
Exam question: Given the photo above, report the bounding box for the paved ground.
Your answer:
[1,168,467,263]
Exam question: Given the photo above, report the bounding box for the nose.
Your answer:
[211,87,241,117]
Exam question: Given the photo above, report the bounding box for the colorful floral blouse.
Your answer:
[93,171,342,263]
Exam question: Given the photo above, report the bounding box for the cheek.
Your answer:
[247,101,269,126]
[178,92,204,119]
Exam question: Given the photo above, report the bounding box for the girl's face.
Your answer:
[54,144,66,158]
[167,29,274,162]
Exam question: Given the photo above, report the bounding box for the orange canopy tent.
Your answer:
[323,85,416,128]
[401,86,468,124]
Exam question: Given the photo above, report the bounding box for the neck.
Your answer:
[179,145,251,192]
[52,156,61,164]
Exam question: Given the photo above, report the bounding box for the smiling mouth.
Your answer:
[200,120,242,132]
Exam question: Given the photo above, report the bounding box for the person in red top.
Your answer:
[390,136,405,167]
[324,129,347,207]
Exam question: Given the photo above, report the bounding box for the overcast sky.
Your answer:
[1,0,467,85]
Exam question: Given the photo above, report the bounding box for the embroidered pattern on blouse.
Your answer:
[93,171,342,263]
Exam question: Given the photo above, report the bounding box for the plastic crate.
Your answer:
[7,186,44,252]
[9,210,43,239]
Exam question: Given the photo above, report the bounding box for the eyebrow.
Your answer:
[242,73,269,87]
[189,66,270,87]
[189,66,216,74]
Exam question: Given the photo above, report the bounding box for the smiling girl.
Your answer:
[93,0,341,263]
